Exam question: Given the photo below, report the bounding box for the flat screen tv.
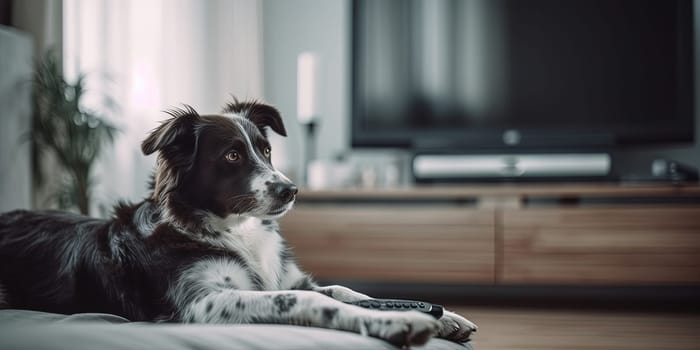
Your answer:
[351,0,695,151]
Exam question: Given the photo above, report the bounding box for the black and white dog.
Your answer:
[0,99,476,346]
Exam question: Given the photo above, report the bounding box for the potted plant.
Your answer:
[31,50,117,215]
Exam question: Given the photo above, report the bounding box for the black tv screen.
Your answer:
[352,0,695,150]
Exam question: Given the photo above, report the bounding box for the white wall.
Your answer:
[0,27,32,212]
[262,0,350,182]
[11,0,64,210]
[11,0,62,57]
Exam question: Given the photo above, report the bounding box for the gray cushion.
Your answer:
[0,310,472,350]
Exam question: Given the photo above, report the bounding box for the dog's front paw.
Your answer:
[362,310,440,347]
[437,310,477,343]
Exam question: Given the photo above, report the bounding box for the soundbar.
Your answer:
[413,153,611,180]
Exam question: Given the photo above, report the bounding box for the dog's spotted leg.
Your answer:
[287,273,477,343]
[183,289,439,347]
[313,284,477,342]
[312,285,478,342]
[171,259,439,347]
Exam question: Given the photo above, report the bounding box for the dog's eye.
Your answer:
[224,151,240,162]
[263,147,271,158]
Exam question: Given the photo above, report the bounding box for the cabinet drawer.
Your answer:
[502,206,700,285]
[280,205,495,283]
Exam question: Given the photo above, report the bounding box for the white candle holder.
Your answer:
[302,120,318,187]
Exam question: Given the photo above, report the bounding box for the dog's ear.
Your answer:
[222,99,287,137]
[142,106,200,155]
[246,104,287,137]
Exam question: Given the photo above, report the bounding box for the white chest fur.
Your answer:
[201,215,285,290]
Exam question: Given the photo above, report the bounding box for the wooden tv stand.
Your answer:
[279,183,700,286]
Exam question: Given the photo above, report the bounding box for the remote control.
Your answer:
[346,299,444,319]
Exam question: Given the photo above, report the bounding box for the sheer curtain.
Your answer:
[63,0,264,216]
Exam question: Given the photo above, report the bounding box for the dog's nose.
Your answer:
[272,183,298,204]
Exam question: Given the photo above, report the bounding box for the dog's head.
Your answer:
[142,99,297,222]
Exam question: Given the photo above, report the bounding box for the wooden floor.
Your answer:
[450,306,700,350]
